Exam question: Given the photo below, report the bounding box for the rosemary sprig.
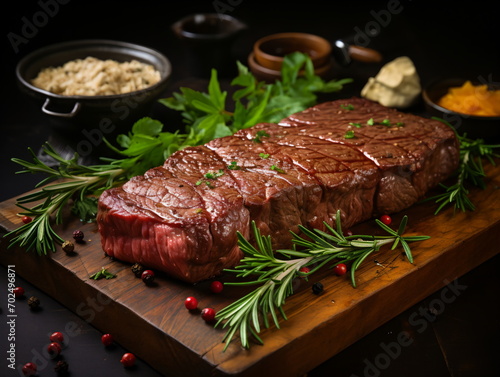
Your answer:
[215,211,429,350]
[424,122,500,214]
[4,143,126,255]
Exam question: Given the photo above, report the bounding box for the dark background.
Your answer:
[1,1,499,376]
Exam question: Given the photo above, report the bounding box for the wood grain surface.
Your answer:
[1,161,499,377]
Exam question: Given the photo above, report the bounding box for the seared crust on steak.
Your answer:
[97,98,459,283]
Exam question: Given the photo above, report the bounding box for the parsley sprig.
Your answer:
[161,52,352,137]
[215,211,429,351]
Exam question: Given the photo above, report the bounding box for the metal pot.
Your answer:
[16,39,172,131]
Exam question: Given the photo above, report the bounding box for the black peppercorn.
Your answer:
[131,263,145,278]
[312,282,324,295]
[27,296,40,310]
[54,360,69,375]
[62,240,74,254]
[73,230,84,243]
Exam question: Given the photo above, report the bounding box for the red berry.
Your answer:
[344,229,353,236]
[298,266,310,278]
[380,214,392,225]
[141,269,155,284]
[72,230,84,243]
[49,331,64,344]
[120,352,136,368]
[333,263,347,276]
[22,216,32,224]
[184,296,198,310]
[101,333,114,346]
[201,307,216,322]
[47,342,62,358]
[210,280,223,293]
[22,362,37,376]
[14,286,25,298]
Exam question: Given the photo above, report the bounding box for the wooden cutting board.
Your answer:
[1,161,499,377]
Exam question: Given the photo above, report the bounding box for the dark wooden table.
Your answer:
[1,1,499,376]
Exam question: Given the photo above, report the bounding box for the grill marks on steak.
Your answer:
[97,98,459,283]
[207,133,323,246]
[161,146,249,266]
[280,100,449,169]
[218,126,377,239]
[276,99,459,213]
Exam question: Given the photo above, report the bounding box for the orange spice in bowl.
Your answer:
[437,80,500,117]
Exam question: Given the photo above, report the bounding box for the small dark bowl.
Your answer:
[16,39,172,132]
[422,77,500,143]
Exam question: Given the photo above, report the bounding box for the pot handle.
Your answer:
[332,39,382,66]
[348,45,383,63]
[42,98,81,118]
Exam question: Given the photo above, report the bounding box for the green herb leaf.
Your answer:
[270,165,286,173]
[252,130,270,143]
[71,196,98,223]
[90,267,117,280]
[227,161,240,170]
[204,169,225,180]
[344,130,356,139]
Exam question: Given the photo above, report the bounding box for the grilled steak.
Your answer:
[97,98,460,283]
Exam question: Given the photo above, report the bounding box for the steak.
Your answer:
[97,98,460,283]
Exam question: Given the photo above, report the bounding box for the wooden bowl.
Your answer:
[253,32,332,72]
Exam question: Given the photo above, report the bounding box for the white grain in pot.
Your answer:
[31,56,161,96]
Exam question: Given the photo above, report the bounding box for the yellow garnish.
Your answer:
[437,80,500,117]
